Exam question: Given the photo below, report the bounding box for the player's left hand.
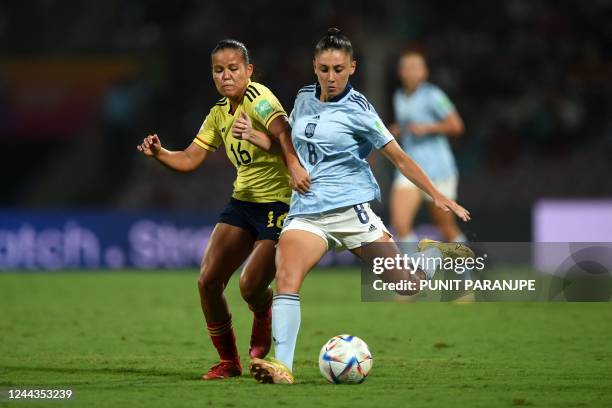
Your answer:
[288,163,311,194]
[433,195,471,222]
[232,111,252,141]
[407,123,432,136]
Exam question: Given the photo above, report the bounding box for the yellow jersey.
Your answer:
[193,81,291,204]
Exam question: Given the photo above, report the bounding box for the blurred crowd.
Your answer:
[1,0,611,225]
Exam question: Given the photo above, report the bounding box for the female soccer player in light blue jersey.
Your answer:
[247,29,472,384]
[389,51,466,243]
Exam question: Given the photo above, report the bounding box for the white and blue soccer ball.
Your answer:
[318,334,373,384]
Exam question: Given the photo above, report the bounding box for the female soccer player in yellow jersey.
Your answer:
[137,39,309,380]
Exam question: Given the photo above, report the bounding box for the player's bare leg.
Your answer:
[197,223,254,380]
[390,185,422,242]
[356,234,475,302]
[239,239,277,359]
[274,230,327,294]
[427,202,462,242]
[250,230,327,384]
[426,203,474,301]
[352,233,426,295]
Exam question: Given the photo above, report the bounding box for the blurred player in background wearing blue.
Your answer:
[248,28,472,384]
[389,52,466,243]
[137,39,309,380]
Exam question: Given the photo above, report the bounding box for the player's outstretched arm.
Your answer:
[137,134,209,172]
[381,139,470,221]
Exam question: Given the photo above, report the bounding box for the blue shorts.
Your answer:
[218,198,289,241]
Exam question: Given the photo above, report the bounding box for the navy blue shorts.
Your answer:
[218,198,289,241]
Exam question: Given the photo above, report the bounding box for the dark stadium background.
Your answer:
[1,3,612,407]
[1,0,611,263]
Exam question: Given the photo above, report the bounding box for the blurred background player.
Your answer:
[137,39,308,380]
[389,51,466,244]
[249,28,472,384]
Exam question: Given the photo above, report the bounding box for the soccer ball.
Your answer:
[318,334,373,384]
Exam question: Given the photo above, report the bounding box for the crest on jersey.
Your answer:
[305,123,317,138]
[374,120,392,137]
[255,99,274,120]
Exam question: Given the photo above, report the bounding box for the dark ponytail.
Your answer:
[314,28,353,59]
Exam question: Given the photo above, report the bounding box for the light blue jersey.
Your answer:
[393,82,457,181]
[288,83,393,217]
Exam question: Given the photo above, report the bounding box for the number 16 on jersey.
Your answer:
[230,141,252,165]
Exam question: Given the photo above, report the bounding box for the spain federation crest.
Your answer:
[305,123,317,138]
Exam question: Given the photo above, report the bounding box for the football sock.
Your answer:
[248,291,272,358]
[452,233,467,243]
[416,246,443,280]
[399,232,418,242]
[272,293,301,372]
[398,232,418,254]
[207,315,239,362]
[248,289,273,318]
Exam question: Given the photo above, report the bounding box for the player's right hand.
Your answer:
[289,164,311,194]
[137,134,162,157]
[232,111,252,141]
[433,195,471,222]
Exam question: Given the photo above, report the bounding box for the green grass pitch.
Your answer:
[1,269,611,407]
